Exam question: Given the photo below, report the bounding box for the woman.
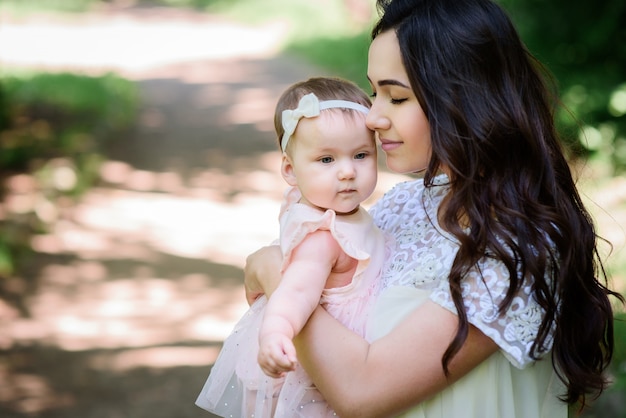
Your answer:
[245,0,623,416]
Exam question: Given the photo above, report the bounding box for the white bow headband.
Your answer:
[280,93,370,152]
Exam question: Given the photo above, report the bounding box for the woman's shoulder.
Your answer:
[384,176,426,195]
[385,174,447,195]
[371,174,448,216]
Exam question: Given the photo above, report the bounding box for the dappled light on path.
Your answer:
[1,157,289,349]
[0,4,414,416]
[0,7,289,77]
[0,5,300,417]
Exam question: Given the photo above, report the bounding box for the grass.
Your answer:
[3,71,137,125]
[1,71,138,172]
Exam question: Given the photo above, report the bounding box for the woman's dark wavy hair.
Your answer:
[372,0,623,408]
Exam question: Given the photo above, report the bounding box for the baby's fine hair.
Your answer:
[273,77,372,150]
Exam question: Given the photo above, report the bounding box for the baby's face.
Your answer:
[284,111,377,215]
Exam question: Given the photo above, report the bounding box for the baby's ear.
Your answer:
[281,154,298,186]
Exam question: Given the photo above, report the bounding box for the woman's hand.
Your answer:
[243,245,282,305]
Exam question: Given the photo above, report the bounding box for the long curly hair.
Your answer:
[372,0,623,407]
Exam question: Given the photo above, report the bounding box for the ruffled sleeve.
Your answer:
[278,186,302,220]
[279,192,374,276]
[429,257,553,369]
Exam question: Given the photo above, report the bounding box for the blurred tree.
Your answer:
[0,82,10,132]
[501,0,626,172]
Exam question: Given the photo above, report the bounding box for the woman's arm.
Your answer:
[244,244,499,418]
[294,300,498,418]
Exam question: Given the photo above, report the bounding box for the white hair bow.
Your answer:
[281,93,320,152]
[280,93,370,152]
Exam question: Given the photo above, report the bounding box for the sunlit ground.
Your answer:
[0,5,289,78]
[0,4,411,416]
[0,4,289,349]
[0,3,625,417]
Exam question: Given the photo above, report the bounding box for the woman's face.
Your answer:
[366,30,432,175]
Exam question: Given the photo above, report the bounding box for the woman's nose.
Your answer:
[365,103,390,131]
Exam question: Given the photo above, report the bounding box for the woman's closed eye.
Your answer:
[369,91,408,105]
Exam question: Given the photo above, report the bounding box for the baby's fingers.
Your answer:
[275,352,297,372]
[261,364,285,378]
[282,341,297,364]
[260,357,294,378]
[258,350,296,377]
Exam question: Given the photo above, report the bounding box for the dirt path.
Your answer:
[0,4,372,417]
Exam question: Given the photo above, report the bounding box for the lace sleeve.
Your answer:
[430,257,552,369]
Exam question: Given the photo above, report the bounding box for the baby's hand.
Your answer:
[258,333,297,378]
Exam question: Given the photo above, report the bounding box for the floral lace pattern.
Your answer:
[369,176,552,369]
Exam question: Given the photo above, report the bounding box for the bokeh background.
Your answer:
[0,0,624,417]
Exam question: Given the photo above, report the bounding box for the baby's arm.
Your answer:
[258,230,341,377]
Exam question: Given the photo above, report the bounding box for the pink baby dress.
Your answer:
[195,186,388,417]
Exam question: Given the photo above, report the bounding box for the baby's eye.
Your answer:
[354,152,368,160]
[320,156,334,164]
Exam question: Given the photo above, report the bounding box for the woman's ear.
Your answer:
[281,154,298,186]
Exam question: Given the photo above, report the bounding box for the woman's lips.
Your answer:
[379,139,402,152]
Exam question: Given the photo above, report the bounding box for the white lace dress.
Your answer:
[366,175,567,418]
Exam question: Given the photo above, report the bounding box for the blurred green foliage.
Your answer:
[0,72,138,277]
[0,0,97,13]
[578,311,626,417]
[500,0,626,173]
[1,72,137,172]
[287,32,372,92]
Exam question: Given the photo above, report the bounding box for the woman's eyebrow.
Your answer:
[378,79,410,88]
[366,76,411,89]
